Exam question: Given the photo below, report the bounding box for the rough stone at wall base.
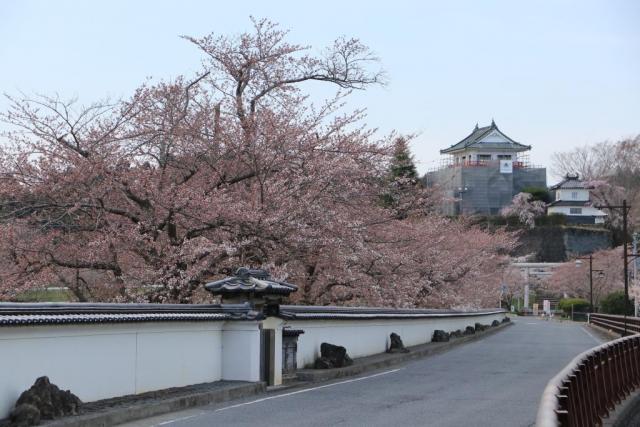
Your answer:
[8,404,39,427]
[475,323,487,332]
[8,377,82,427]
[387,333,410,353]
[314,343,353,369]
[432,330,450,342]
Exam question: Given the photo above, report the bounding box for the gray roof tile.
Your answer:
[205,268,298,296]
[441,121,531,154]
[549,174,594,190]
[278,305,505,320]
[0,302,260,326]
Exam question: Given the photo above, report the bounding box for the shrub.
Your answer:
[558,298,590,316]
[534,213,567,226]
[521,186,552,203]
[600,291,633,315]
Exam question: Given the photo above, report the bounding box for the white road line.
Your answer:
[581,326,603,345]
[214,368,404,413]
[156,413,202,426]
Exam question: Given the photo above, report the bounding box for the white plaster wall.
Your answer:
[479,131,510,144]
[0,322,226,419]
[286,313,506,369]
[221,322,261,382]
[0,313,506,417]
[548,206,605,217]
[556,189,589,201]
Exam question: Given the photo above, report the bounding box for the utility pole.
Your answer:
[589,255,593,313]
[597,199,633,335]
[634,233,639,317]
[624,199,629,336]
[575,254,603,313]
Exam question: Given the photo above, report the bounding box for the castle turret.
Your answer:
[425,121,547,215]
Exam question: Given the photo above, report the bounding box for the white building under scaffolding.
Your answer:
[424,120,547,216]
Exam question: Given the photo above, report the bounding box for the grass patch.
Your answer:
[13,288,74,302]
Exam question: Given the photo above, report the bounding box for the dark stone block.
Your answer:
[491,320,500,327]
[432,330,450,342]
[8,404,40,427]
[464,326,475,335]
[313,358,332,369]
[450,329,463,338]
[9,376,82,427]
[502,317,510,323]
[387,333,409,353]
[314,343,353,369]
[475,323,487,332]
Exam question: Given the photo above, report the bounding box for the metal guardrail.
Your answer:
[537,334,640,426]
[590,313,640,336]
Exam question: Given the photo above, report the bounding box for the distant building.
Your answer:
[424,121,547,215]
[547,174,607,224]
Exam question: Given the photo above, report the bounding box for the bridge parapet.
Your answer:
[537,333,640,426]
[590,313,640,336]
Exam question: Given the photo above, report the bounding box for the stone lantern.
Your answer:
[204,267,298,315]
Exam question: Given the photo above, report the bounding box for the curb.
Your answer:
[586,322,620,341]
[41,382,266,427]
[296,321,513,382]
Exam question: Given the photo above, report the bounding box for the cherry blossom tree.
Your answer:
[587,180,627,229]
[0,18,515,308]
[552,135,640,228]
[544,247,624,307]
[501,192,547,228]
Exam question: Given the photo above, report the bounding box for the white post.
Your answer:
[523,267,530,312]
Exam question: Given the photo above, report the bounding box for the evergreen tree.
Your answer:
[381,137,422,216]
[389,137,418,180]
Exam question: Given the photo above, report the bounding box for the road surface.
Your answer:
[121,318,604,427]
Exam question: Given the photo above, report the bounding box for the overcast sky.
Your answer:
[1,0,638,183]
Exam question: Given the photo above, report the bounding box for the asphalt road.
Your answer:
[121,319,604,427]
